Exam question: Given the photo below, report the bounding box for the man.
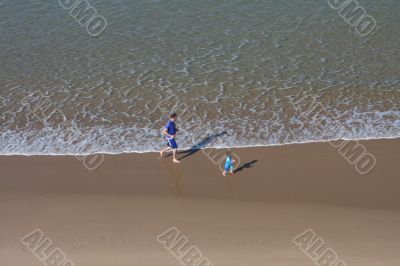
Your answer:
[160,113,180,163]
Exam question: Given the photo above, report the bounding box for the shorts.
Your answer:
[224,163,234,172]
[167,138,178,149]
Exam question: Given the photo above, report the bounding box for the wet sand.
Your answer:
[0,139,399,266]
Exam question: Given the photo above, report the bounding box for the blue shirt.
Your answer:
[164,120,177,137]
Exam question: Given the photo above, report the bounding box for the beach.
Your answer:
[1,1,399,265]
[1,139,399,266]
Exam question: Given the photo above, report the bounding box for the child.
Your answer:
[222,150,235,176]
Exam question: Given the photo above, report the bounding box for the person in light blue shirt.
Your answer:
[159,113,180,163]
[223,149,235,176]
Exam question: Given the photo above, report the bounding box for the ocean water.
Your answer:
[0,0,399,154]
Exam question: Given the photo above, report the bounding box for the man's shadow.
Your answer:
[234,160,258,173]
[179,131,227,160]
[165,131,227,160]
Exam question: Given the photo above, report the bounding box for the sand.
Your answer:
[0,139,399,266]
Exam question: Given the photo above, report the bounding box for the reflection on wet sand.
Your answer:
[160,158,183,197]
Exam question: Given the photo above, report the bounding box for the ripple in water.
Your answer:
[0,0,399,154]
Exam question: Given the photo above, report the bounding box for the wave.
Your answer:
[0,136,399,156]
[0,115,398,155]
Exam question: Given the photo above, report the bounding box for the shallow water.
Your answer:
[0,0,399,154]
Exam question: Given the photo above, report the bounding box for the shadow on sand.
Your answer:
[178,131,227,160]
[164,131,228,160]
[234,160,258,174]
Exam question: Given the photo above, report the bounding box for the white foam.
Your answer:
[0,108,399,155]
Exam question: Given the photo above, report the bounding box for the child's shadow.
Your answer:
[234,160,258,173]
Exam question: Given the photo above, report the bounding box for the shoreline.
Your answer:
[0,136,399,156]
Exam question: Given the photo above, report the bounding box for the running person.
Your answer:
[160,113,180,163]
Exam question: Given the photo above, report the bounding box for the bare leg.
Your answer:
[160,146,172,158]
[229,161,235,174]
[172,149,180,163]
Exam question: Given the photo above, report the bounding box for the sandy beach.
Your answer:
[0,139,399,266]
[1,0,399,265]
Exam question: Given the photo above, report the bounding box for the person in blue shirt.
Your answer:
[223,149,235,176]
[160,113,180,163]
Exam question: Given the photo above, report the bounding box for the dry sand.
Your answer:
[0,139,399,266]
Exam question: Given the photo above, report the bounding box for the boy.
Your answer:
[160,113,180,163]
[223,149,235,176]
